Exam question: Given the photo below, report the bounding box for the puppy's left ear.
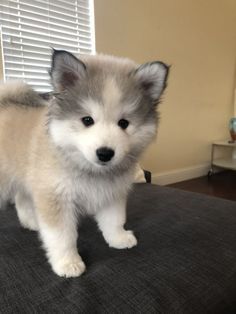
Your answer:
[134,61,169,104]
[50,49,87,91]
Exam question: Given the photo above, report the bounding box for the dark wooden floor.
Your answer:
[167,170,236,202]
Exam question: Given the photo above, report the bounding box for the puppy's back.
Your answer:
[0,81,48,176]
[0,81,45,108]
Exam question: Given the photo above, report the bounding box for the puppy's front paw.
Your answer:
[52,255,86,278]
[20,217,39,231]
[107,230,137,249]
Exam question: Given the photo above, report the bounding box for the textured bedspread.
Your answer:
[0,184,236,313]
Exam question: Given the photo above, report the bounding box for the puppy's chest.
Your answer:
[58,173,129,213]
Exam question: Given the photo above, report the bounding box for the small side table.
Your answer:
[208,141,236,177]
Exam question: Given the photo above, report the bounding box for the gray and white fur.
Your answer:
[0,50,169,277]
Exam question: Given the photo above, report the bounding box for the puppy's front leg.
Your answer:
[35,195,85,278]
[95,198,137,249]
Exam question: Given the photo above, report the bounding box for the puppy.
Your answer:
[0,50,169,277]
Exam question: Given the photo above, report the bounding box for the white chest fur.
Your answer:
[56,170,133,215]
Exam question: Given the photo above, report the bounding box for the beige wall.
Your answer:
[94,0,236,176]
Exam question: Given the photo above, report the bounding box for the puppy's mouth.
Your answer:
[95,160,113,167]
[98,162,109,166]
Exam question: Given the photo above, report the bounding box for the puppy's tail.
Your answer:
[0,81,46,108]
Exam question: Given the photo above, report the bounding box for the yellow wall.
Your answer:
[94,0,236,176]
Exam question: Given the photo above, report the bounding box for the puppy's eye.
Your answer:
[81,116,94,127]
[118,119,129,130]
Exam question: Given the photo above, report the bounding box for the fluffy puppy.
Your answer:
[0,50,169,277]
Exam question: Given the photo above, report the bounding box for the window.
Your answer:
[0,0,95,91]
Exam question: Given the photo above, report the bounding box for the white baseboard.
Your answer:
[152,163,211,185]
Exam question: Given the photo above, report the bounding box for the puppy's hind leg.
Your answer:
[0,180,10,211]
[15,192,39,231]
[0,196,7,211]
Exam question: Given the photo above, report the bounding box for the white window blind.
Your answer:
[0,0,95,92]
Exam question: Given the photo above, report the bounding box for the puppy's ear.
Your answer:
[50,49,86,91]
[134,61,169,104]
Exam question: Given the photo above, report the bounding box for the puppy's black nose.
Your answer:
[96,147,115,162]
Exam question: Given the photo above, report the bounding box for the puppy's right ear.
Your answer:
[50,49,86,91]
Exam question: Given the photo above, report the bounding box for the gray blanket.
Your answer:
[0,184,236,313]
